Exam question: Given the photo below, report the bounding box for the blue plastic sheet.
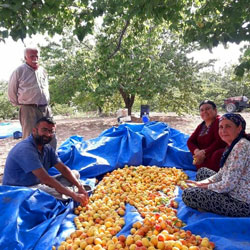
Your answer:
[0,121,249,250]
[0,122,22,139]
[49,122,195,178]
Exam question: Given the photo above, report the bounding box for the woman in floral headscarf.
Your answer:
[182,113,250,217]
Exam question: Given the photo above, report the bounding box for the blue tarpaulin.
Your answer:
[0,122,22,139]
[0,121,249,250]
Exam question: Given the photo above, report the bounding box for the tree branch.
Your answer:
[108,20,130,59]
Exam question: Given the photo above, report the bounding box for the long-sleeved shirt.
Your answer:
[187,116,227,171]
[208,138,250,203]
[8,63,50,106]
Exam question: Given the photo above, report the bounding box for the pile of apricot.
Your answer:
[55,165,215,250]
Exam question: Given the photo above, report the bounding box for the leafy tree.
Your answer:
[92,18,213,114]
[182,1,249,48]
[197,66,250,111]
[40,35,94,104]
[40,34,120,114]
[1,1,249,46]
[1,0,249,77]
[40,20,207,115]
[196,70,229,109]
[0,80,7,93]
[222,66,250,98]
[181,0,250,77]
[0,0,187,42]
[235,44,250,77]
[0,80,18,119]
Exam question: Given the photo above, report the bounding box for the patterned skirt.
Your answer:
[182,168,250,217]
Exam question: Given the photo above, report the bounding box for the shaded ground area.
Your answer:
[1,112,249,183]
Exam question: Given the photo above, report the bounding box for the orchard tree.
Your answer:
[0,0,185,42]
[196,66,250,110]
[1,0,249,76]
[235,44,250,77]
[1,1,249,46]
[221,66,250,98]
[84,20,207,115]
[40,21,206,115]
[0,80,18,119]
[40,34,124,113]
[40,35,92,104]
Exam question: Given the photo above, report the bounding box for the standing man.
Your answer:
[2,117,89,206]
[8,47,56,148]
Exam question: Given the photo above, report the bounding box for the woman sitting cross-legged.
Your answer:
[182,113,250,217]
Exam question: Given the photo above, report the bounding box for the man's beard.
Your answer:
[33,134,52,145]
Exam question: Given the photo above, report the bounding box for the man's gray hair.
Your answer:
[24,47,39,57]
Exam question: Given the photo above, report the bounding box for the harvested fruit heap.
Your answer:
[55,165,215,250]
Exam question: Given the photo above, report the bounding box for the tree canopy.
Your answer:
[1,0,249,116]
[1,0,249,75]
[1,0,249,46]
[40,22,207,115]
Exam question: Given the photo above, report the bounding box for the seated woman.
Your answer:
[182,114,250,217]
[187,100,227,172]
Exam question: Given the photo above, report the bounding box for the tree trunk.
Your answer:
[119,87,135,115]
[98,106,102,115]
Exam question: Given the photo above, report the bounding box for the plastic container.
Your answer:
[13,131,22,139]
[142,112,149,123]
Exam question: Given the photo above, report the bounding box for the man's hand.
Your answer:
[78,185,89,196]
[73,192,89,206]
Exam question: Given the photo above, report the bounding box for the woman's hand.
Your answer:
[186,180,210,189]
[185,180,197,187]
[193,149,206,165]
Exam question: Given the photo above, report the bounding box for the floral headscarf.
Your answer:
[219,113,246,131]
[219,113,247,168]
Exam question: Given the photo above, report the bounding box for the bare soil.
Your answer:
[1,112,250,183]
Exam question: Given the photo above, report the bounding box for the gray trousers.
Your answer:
[30,170,80,200]
[19,104,57,149]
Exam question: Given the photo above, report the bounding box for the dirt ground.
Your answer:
[1,112,250,183]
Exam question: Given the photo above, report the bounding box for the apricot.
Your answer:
[57,165,214,250]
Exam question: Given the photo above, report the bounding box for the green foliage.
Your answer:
[197,66,250,112]
[0,0,78,41]
[235,45,250,77]
[1,0,250,77]
[51,103,76,116]
[181,0,250,76]
[90,19,205,114]
[0,80,18,119]
[40,35,94,105]
[182,0,250,49]
[38,20,208,115]
[2,0,249,50]
[0,80,8,92]
[0,93,18,119]
[0,0,187,42]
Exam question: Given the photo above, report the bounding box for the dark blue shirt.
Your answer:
[3,135,60,186]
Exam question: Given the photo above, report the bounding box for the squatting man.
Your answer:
[2,117,89,206]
